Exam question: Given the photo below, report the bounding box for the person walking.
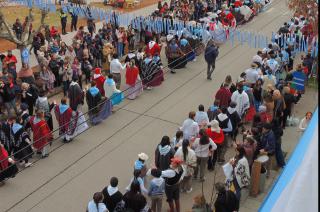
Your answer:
[204,40,219,80]
[59,9,68,35]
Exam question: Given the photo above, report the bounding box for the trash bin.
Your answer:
[259,166,267,193]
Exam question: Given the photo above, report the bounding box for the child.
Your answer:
[148,168,165,212]
[134,153,148,178]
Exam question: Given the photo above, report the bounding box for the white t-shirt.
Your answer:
[87,200,107,212]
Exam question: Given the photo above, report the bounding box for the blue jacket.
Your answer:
[260,130,276,154]
[148,177,165,197]
[204,44,219,64]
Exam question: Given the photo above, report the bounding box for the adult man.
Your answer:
[102,177,123,212]
[68,75,84,111]
[231,83,250,118]
[180,111,200,140]
[59,9,67,35]
[245,63,260,86]
[12,18,23,40]
[195,104,209,127]
[258,122,276,177]
[204,40,219,80]
[110,53,126,89]
[69,5,78,32]
[252,50,263,66]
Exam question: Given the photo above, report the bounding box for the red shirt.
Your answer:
[126,66,139,86]
[4,55,17,69]
[215,87,232,108]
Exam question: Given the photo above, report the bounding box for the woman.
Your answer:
[12,121,33,168]
[174,139,197,193]
[140,54,163,90]
[0,144,18,186]
[282,86,297,128]
[165,36,187,73]
[29,109,52,158]
[17,63,35,84]
[170,131,183,152]
[228,146,250,206]
[71,57,82,89]
[104,74,124,106]
[179,38,195,62]
[155,135,175,171]
[35,90,54,131]
[206,120,224,170]
[125,60,143,100]
[116,26,125,58]
[241,135,257,168]
[298,111,312,132]
[192,129,217,181]
[61,60,73,96]
[252,79,263,112]
[223,75,237,93]
[87,192,107,212]
[39,65,55,92]
[123,180,149,212]
[126,169,148,195]
[21,82,38,116]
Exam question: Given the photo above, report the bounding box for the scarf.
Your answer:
[93,74,101,79]
[37,96,48,103]
[227,107,237,115]
[59,104,69,114]
[144,57,152,65]
[149,41,156,49]
[89,87,99,97]
[158,145,171,156]
[12,123,23,134]
[180,38,188,47]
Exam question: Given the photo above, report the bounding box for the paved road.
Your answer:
[0,0,318,211]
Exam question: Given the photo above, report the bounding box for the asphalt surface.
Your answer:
[0,0,318,211]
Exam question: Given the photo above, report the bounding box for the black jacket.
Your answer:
[214,190,239,212]
[102,186,123,212]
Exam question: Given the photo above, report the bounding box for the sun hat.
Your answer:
[138,153,149,161]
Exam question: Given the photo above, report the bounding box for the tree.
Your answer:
[0,0,49,64]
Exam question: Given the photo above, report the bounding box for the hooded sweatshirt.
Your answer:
[155,144,175,171]
[148,177,165,196]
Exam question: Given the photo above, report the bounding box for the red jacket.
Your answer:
[126,66,139,86]
[145,42,161,57]
[206,128,224,145]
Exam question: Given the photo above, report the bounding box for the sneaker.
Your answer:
[19,161,25,166]
[24,162,32,168]
[170,70,176,74]
[207,77,212,80]
[146,86,153,90]
[186,188,193,193]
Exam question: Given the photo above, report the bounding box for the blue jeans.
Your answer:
[63,80,70,96]
[117,42,124,58]
[275,138,286,167]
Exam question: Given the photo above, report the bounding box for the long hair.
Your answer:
[93,192,103,211]
[182,139,189,161]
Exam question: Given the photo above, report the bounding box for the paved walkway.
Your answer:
[0,0,318,211]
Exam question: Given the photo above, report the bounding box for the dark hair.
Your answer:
[198,104,204,112]
[91,81,96,87]
[182,139,189,161]
[176,130,183,139]
[108,73,113,79]
[61,97,67,105]
[199,129,209,145]
[252,114,261,125]
[133,169,141,179]
[189,111,196,119]
[213,99,220,106]
[93,192,103,211]
[113,53,118,59]
[130,180,141,194]
[151,168,162,178]
[220,107,227,114]
[235,146,246,160]
[160,135,170,147]
[110,177,118,187]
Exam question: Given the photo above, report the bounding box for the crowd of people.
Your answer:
[0,1,317,212]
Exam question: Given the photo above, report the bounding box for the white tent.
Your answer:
[259,108,318,212]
